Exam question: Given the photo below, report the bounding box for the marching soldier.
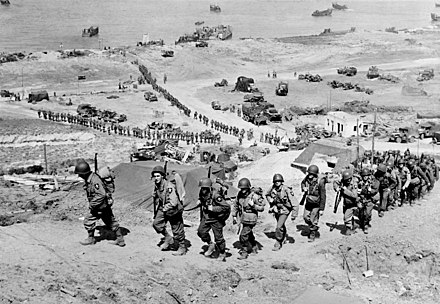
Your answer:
[333,170,359,235]
[406,159,428,204]
[396,159,411,206]
[232,178,265,260]
[357,168,379,234]
[300,165,326,242]
[197,178,231,260]
[265,174,299,251]
[74,160,125,247]
[375,163,397,217]
[152,166,187,256]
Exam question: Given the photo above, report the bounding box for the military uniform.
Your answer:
[152,179,185,250]
[83,172,119,232]
[232,189,265,256]
[265,184,298,247]
[357,175,379,232]
[197,187,231,256]
[376,170,397,214]
[334,177,359,233]
[301,176,326,233]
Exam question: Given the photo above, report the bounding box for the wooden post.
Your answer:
[356,118,360,168]
[43,144,48,174]
[371,109,377,166]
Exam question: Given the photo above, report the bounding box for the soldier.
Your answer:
[396,159,411,206]
[197,178,231,260]
[232,178,265,260]
[334,170,359,235]
[357,168,379,234]
[151,166,187,255]
[74,160,125,247]
[419,162,434,197]
[301,165,326,242]
[375,163,397,217]
[265,174,299,251]
[406,159,428,204]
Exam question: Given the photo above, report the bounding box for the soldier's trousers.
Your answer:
[358,201,374,228]
[379,189,393,212]
[197,216,226,253]
[153,208,185,246]
[274,213,289,243]
[239,223,256,253]
[84,206,119,232]
[343,204,357,229]
[303,204,320,231]
[407,183,420,202]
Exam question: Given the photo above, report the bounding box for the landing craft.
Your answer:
[82,26,99,37]
[312,8,332,17]
[332,3,348,10]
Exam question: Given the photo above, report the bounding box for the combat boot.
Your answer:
[308,231,316,242]
[378,211,384,217]
[250,245,258,256]
[237,251,248,260]
[172,244,187,256]
[80,230,96,246]
[363,226,369,234]
[272,241,282,251]
[160,233,173,251]
[110,228,126,247]
[218,252,226,261]
[204,242,216,257]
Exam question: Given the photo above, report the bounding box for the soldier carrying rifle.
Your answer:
[357,168,379,234]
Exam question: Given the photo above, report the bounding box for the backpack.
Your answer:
[97,166,116,195]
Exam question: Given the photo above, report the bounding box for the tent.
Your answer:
[234,76,254,93]
[113,161,238,211]
[292,138,365,173]
[28,91,49,103]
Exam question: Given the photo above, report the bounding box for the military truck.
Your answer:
[337,66,357,76]
[144,91,158,102]
[77,104,98,118]
[367,66,379,79]
[418,123,433,139]
[275,82,288,96]
[161,50,174,57]
[130,145,156,162]
[242,103,268,125]
[388,127,415,143]
[211,100,221,110]
[265,108,282,122]
[417,69,434,82]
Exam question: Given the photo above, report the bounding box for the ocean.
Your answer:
[0,0,437,52]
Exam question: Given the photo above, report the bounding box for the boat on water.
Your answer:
[332,3,348,10]
[312,8,332,17]
[431,13,440,21]
[319,27,355,36]
[210,4,221,12]
[1,0,11,5]
[195,21,204,26]
[82,26,99,37]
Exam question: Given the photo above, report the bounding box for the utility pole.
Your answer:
[43,144,48,174]
[356,118,360,166]
[371,108,377,165]
[21,67,24,99]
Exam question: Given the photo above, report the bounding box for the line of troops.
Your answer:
[73,149,438,260]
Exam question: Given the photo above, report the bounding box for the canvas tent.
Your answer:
[113,161,238,211]
[234,76,254,93]
[28,91,49,103]
[292,138,365,173]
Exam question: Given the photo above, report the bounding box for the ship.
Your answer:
[1,0,11,5]
[319,27,355,36]
[332,3,348,10]
[210,4,221,12]
[82,26,99,37]
[312,8,333,17]
[431,13,440,21]
[217,25,232,40]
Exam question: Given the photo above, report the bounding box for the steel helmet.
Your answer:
[407,159,415,167]
[398,159,405,165]
[307,165,319,175]
[360,168,371,177]
[151,166,165,177]
[377,164,387,173]
[199,177,212,188]
[341,170,352,181]
[74,160,91,175]
[238,178,251,189]
[386,161,394,167]
[273,174,284,183]
[420,162,427,169]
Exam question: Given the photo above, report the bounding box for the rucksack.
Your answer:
[97,166,116,195]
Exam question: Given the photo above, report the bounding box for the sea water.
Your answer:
[0,0,437,52]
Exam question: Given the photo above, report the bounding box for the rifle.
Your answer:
[299,191,307,206]
[94,153,98,173]
[333,190,342,214]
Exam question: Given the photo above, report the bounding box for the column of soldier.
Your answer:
[74,149,437,260]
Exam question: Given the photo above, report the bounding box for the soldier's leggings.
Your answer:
[359,201,375,228]
[343,204,357,229]
[197,216,226,253]
[407,183,420,203]
[303,204,320,231]
[153,208,185,246]
[84,206,119,232]
[379,189,393,212]
[239,224,256,253]
[274,213,289,243]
